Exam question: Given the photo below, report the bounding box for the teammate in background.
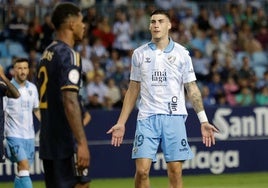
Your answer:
[107,9,219,188]
[4,58,40,188]
[36,2,90,188]
[0,65,20,163]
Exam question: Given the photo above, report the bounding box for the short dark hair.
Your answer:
[51,2,81,30]
[150,9,170,20]
[14,58,29,66]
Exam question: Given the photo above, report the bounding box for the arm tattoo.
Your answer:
[185,81,204,113]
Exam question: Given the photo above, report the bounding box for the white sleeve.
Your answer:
[130,51,141,82]
[182,50,196,84]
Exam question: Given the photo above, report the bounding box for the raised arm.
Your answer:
[0,65,20,98]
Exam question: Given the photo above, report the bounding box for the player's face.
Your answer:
[14,61,29,83]
[73,13,85,41]
[149,14,171,41]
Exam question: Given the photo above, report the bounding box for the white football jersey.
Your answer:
[130,39,196,119]
[4,79,39,139]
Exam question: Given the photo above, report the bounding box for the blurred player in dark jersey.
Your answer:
[0,64,20,163]
[36,2,90,188]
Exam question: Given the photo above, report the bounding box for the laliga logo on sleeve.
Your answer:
[68,69,80,84]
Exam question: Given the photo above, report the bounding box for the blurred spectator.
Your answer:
[175,22,192,48]
[209,9,226,34]
[255,86,268,105]
[244,34,263,55]
[85,93,103,109]
[109,62,126,86]
[86,73,108,107]
[83,5,99,40]
[86,57,105,83]
[7,5,28,43]
[80,0,95,10]
[91,37,109,68]
[40,13,54,52]
[235,86,255,106]
[121,49,132,80]
[92,16,115,52]
[154,0,180,10]
[106,78,121,105]
[105,48,123,78]
[238,55,255,79]
[255,25,268,51]
[207,72,224,100]
[112,9,133,55]
[256,70,268,90]
[209,49,223,74]
[217,93,228,106]
[191,48,210,83]
[220,52,238,82]
[103,96,114,111]
[224,3,242,31]
[252,8,268,32]
[223,76,239,106]
[181,7,195,31]
[220,24,237,49]
[113,84,128,108]
[168,8,180,35]
[24,18,41,53]
[28,49,39,83]
[76,37,92,60]
[201,85,216,106]
[130,6,150,45]
[190,28,207,54]
[196,7,211,35]
[240,5,255,28]
[205,33,227,63]
[80,47,94,76]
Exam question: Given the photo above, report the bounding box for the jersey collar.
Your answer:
[11,78,29,88]
[148,37,174,53]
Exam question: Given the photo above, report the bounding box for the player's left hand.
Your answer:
[201,122,219,147]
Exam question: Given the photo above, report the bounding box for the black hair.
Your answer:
[14,58,29,65]
[51,2,81,30]
[150,9,170,20]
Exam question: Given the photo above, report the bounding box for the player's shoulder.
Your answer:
[173,41,189,52]
[44,40,78,64]
[133,42,151,54]
[26,81,38,89]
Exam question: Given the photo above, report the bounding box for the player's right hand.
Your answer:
[106,123,125,147]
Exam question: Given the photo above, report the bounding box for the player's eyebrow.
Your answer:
[151,18,166,23]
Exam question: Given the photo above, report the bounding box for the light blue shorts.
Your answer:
[5,137,35,165]
[132,114,193,162]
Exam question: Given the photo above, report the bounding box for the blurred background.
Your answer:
[0,0,268,185]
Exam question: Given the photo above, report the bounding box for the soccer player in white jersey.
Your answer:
[4,58,40,188]
[107,9,219,188]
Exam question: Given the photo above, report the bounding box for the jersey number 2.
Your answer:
[38,66,48,109]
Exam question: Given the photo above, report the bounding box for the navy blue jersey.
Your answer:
[37,40,82,160]
[0,79,7,162]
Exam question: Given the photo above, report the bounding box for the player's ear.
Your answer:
[167,21,171,30]
[69,21,75,30]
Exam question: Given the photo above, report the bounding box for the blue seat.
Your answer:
[7,41,28,58]
[0,42,8,58]
[251,51,267,66]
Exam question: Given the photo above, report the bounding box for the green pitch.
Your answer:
[1,172,267,188]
